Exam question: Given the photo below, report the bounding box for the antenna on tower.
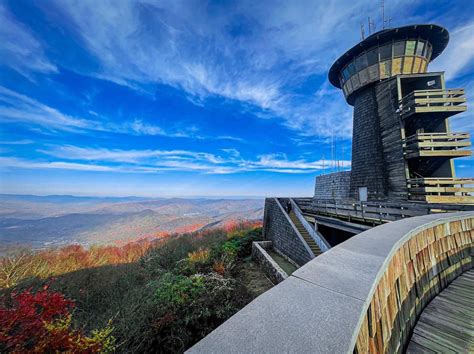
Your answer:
[331,132,334,172]
[341,142,345,170]
[381,0,385,29]
[360,23,365,40]
[368,17,376,34]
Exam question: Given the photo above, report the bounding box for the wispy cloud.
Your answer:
[0,4,57,78]
[22,144,350,174]
[0,157,115,172]
[40,0,406,138]
[430,21,474,81]
[0,86,103,133]
[5,1,471,140]
[0,139,34,145]
[0,86,209,139]
[0,86,253,143]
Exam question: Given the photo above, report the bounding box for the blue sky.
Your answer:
[0,0,473,197]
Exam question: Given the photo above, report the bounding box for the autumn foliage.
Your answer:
[0,241,155,289]
[0,220,265,353]
[0,287,114,352]
[0,220,261,289]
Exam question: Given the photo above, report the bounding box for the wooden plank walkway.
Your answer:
[407,269,474,353]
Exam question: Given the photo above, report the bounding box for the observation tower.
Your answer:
[327,24,471,203]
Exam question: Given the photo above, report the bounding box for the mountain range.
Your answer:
[0,194,264,253]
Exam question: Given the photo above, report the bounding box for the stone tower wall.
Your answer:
[349,86,387,200]
[375,78,409,200]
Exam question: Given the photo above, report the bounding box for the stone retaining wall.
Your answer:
[251,241,288,284]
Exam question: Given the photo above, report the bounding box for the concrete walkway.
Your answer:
[407,269,474,353]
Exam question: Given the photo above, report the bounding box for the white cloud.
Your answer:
[0,86,198,138]
[43,0,403,138]
[25,144,350,175]
[3,1,471,141]
[0,139,34,145]
[0,5,57,77]
[0,157,114,172]
[0,86,105,133]
[430,21,474,81]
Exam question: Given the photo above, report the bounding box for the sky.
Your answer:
[0,0,473,197]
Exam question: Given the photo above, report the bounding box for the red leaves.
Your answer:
[0,289,74,351]
[0,289,111,353]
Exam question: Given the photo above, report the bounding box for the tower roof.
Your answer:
[328,24,449,88]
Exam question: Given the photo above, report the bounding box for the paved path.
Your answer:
[407,269,474,353]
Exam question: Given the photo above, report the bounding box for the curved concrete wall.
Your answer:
[188,212,473,353]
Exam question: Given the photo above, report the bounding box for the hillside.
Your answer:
[0,223,273,353]
[0,195,263,252]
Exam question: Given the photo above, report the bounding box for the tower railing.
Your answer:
[402,132,472,159]
[407,177,474,204]
[399,88,467,119]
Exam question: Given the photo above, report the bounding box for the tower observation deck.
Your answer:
[326,24,472,204]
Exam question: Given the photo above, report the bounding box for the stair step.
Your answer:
[289,211,322,255]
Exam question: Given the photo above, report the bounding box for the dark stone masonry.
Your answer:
[314,171,351,200]
[251,241,288,284]
[263,198,312,266]
[350,85,387,200]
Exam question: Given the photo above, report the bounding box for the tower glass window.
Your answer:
[342,67,350,81]
[367,48,378,65]
[355,54,368,71]
[415,40,425,56]
[393,41,405,57]
[379,60,391,79]
[347,62,356,77]
[425,42,433,60]
[406,40,416,55]
[379,43,392,60]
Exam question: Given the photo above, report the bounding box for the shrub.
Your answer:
[187,248,210,264]
[0,222,266,353]
[0,241,154,289]
[0,288,115,353]
[154,273,206,309]
[150,272,246,352]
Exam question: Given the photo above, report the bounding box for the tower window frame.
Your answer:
[379,42,392,61]
[415,39,425,57]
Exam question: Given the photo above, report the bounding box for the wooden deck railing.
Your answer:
[292,197,474,224]
[403,132,472,158]
[407,177,474,203]
[400,89,467,119]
